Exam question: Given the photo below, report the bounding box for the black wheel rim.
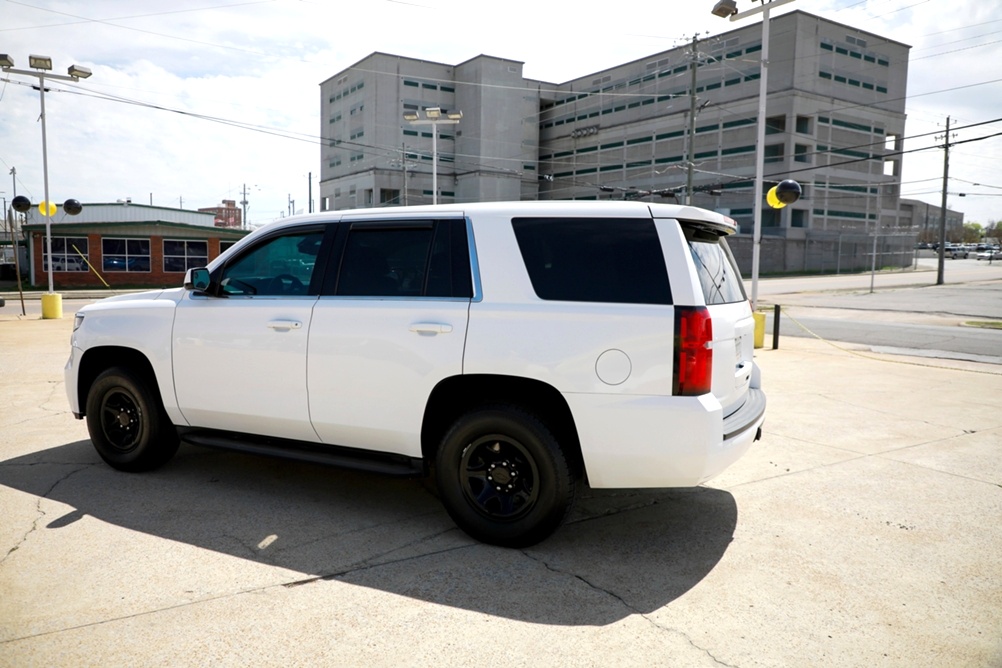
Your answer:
[100,388,144,453]
[460,435,540,521]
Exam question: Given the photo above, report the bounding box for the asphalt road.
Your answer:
[757,258,1002,364]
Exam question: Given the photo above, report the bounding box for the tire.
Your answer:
[435,405,575,548]
[85,367,179,472]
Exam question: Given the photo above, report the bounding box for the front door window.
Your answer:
[219,231,324,296]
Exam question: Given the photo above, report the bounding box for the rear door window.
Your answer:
[684,226,747,304]
[329,219,472,298]
[512,218,672,304]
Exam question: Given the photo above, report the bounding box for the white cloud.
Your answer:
[2,0,1000,226]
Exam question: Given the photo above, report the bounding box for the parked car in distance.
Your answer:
[975,249,1002,261]
[944,245,969,259]
[64,201,766,547]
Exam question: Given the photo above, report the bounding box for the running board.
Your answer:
[178,428,427,478]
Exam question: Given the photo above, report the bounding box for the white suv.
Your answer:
[66,201,764,547]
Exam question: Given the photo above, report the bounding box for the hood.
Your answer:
[80,288,185,313]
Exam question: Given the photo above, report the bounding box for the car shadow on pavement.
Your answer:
[1,440,737,626]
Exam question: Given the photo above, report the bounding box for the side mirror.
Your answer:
[184,267,211,292]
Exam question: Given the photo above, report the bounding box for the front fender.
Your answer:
[71,297,183,425]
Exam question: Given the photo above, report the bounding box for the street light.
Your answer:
[403,107,462,205]
[712,0,795,310]
[1,53,93,315]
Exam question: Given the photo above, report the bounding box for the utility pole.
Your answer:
[403,144,409,205]
[8,166,26,315]
[936,116,952,286]
[288,194,294,216]
[308,172,313,213]
[240,183,249,229]
[686,33,699,205]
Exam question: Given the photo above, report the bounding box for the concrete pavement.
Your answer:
[1,306,1000,666]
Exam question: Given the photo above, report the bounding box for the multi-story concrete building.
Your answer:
[319,52,541,210]
[898,198,965,244]
[319,10,913,271]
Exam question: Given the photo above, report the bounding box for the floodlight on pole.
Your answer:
[28,54,52,70]
[712,0,796,310]
[2,52,94,310]
[403,107,462,205]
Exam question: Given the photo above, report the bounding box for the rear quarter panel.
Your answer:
[464,211,675,395]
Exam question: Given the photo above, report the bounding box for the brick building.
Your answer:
[198,199,243,229]
[22,202,248,289]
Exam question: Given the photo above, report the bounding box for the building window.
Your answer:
[220,241,238,254]
[43,236,89,272]
[796,116,812,134]
[765,115,786,135]
[794,144,811,163]
[163,239,208,273]
[764,144,784,164]
[791,209,807,228]
[102,238,150,273]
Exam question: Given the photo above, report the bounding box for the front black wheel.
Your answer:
[85,367,179,472]
[435,406,575,548]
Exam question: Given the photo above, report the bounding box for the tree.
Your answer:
[962,222,983,244]
[983,220,1001,245]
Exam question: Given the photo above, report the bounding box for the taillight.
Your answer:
[674,306,713,396]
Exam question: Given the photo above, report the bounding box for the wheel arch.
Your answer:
[76,347,163,418]
[421,374,584,479]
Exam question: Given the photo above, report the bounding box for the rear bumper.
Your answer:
[723,388,766,440]
[566,388,765,489]
[704,388,766,482]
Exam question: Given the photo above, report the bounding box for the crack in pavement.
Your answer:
[0,533,474,645]
[3,383,75,426]
[0,465,94,566]
[523,549,740,667]
[282,536,472,589]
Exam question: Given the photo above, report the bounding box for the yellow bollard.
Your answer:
[41,293,63,320]
[753,311,765,349]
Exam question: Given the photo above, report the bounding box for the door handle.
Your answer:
[409,322,453,334]
[267,320,303,330]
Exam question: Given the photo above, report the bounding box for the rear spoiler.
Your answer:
[649,204,738,236]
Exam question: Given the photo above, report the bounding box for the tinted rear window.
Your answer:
[685,226,747,304]
[512,218,672,304]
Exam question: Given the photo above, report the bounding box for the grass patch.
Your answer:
[963,321,1002,330]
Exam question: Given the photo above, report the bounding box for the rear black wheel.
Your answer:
[435,406,575,547]
[85,367,179,472]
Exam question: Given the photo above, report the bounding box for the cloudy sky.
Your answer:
[2,0,1001,228]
